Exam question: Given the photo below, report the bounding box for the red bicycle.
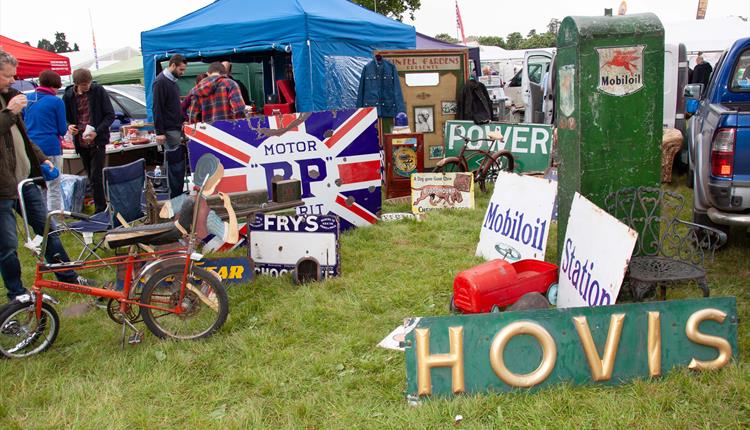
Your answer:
[0,161,230,358]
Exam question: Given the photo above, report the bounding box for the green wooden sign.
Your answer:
[405,298,737,398]
[443,121,553,173]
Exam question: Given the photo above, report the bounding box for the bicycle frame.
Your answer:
[26,176,212,321]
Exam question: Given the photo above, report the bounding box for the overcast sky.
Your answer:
[1,0,748,54]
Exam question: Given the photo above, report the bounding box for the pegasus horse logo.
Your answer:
[602,49,641,76]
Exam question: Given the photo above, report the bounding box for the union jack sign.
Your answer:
[185,108,382,230]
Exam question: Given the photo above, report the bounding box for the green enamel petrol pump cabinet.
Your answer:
[556,13,664,256]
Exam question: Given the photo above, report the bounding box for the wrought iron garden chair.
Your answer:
[604,186,727,301]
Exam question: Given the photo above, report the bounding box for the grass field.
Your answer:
[0,176,747,429]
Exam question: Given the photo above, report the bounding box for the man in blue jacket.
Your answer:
[63,69,114,213]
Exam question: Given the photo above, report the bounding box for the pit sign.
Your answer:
[557,193,637,309]
[476,172,556,262]
[185,108,381,230]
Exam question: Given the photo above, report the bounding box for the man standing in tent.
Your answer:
[154,54,188,149]
[153,54,188,197]
[187,62,245,124]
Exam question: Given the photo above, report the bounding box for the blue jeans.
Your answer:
[18,183,78,285]
[0,185,79,300]
[0,199,25,300]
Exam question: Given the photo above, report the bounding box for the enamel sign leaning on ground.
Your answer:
[476,172,556,262]
[405,297,737,397]
[185,108,381,230]
[248,214,340,278]
[411,172,474,214]
[556,193,638,309]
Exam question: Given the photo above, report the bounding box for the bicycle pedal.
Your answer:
[128,331,143,345]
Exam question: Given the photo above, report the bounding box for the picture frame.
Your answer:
[429,145,444,160]
[441,101,458,115]
[414,106,435,134]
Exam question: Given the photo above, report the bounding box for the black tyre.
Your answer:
[433,160,463,174]
[479,152,514,193]
[0,300,59,358]
[140,266,228,340]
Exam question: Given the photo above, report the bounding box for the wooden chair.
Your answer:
[604,187,727,301]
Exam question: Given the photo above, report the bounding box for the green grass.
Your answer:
[0,176,748,429]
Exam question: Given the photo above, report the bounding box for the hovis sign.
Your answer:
[405,297,737,397]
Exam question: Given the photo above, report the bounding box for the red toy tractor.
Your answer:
[450,259,559,313]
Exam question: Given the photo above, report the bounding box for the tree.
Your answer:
[526,29,537,38]
[73,43,80,52]
[476,36,505,48]
[37,39,55,52]
[520,32,556,49]
[547,18,560,35]
[53,32,71,53]
[351,0,421,21]
[23,41,30,46]
[434,33,459,44]
[505,32,523,50]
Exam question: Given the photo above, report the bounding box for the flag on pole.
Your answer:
[89,9,99,70]
[455,1,467,46]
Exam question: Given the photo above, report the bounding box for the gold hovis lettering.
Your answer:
[413,308,733,395]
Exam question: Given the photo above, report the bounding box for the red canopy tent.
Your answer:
[0,35,71,79]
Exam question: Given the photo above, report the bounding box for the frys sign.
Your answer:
[185,108,381,230]
[405,297,738,397]
[248,214,340,278]
[444,121,552,173]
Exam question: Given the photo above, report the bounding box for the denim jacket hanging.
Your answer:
[356,59,405,118]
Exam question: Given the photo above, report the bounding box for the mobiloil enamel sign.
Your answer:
[185,108,381,230]
[597,45,645,96]
[556,193,638,309]
[476,172,556,262]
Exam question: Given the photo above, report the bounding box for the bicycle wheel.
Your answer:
[140,266,228,340]
[478,152,515,193]
[433,160,463,173]
[0,300,59,358]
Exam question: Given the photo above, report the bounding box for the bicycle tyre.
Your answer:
[140,266,228,340]
[433,160,463,174]
[478,152,514,193]
[0,300,59,358]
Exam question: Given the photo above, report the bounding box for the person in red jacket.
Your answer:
[187,62,245,124]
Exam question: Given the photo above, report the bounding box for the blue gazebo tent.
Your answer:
[141,0,416,117]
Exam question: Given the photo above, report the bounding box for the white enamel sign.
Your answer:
[556,193,638,309]
[597,45,645,96]
[475,172,556,262]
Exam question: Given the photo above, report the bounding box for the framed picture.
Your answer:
[414,106,435,134]
[429,145,444,160]
[441,101,458,115]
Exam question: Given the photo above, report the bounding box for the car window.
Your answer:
[109,92,147,118]
[730,48,750,92]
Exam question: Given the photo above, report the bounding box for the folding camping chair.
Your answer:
[67,158,147,260]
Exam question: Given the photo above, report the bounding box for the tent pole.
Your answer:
[270,55,276,96]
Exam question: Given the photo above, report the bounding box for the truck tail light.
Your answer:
[711,128,735,178]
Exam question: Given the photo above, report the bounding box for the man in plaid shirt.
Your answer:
[187,62,246,124]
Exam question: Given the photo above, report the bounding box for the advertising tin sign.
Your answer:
[597,45,645,96]
[248,214,340,278]
[186,108,381,230]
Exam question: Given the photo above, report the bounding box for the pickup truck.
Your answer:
[685,37,750,236]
